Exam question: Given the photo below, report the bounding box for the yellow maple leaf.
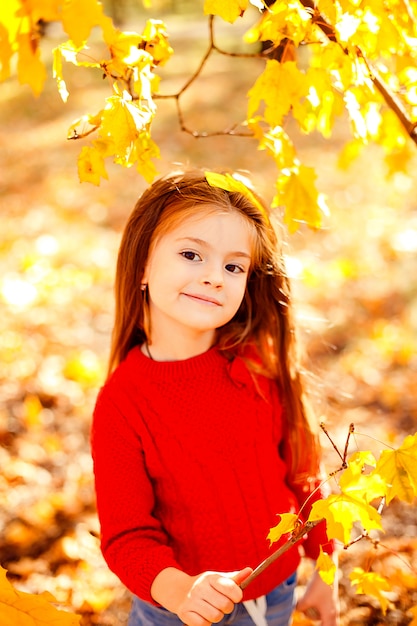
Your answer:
[104,30,148,76]
[205,171,270,223]
[254,125,296,170]
[374,432,417,504]
[339,451,387,504]
[316,546,336,585]
[309,493,383,545]
[294,67,344,138]
[61,0,108,48]
[0,22,14,81]
[337,139,364,169]
[273,164,328,233]
[204,0,248,23]
[52,45,69,102]
[349,567,391,614]
[132,132,160,183]
[316,0,337,25]
[248,61,310,128]
[53,40,101,102]
[244,0,311,47]
[0,565,81,625]
[16,32,47,96]
[141,19,173,66]
[24,0,62,23]
[77,146,108,185]
[267,513,299,545]
[99,93,154,166]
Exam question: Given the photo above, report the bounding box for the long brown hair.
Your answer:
[108,168,321,482]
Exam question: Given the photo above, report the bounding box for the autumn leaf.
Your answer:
[349,567,392,614]
[61,0,108,48]
[248,61,309,128]
[141,19,174,66]
[374,432,417,504]
[99,92,153,165]
[273,164,328,233]
[244,0,311,47]
[267,513,298,545]
[0,22,14,81]
[316,547,336,585]
[204,0,248,23]
[53,40,101,101]
[133,133,160,183]
[77,146,108,185]
[16,33,47,96]
[52,46,70,102]
[295,67,345,137]
[252,124,297,171]
[309,493,383,545]
[0,565,81,625]
[339,451,387,504]
[205,171,269,223]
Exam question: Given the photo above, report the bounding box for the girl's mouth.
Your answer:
[183,293,222,306]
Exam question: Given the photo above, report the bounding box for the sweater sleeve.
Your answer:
[91,385,181,603]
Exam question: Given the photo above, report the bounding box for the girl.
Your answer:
[91,169,338,626]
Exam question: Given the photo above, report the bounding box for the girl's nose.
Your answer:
[201,264,223,288]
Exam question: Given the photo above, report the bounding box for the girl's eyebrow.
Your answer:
[177,236,251,259]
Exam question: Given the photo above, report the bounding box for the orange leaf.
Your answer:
[0,565,81,625]
[349,568,391,614]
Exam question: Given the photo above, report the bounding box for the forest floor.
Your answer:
[1,5,417,625]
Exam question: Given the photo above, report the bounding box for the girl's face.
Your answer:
[143,208,253,350]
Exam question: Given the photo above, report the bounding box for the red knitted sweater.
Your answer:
[91,346,332,605]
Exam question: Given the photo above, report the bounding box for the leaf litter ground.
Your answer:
[0,6,417,625]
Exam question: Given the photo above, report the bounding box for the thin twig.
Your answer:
[67,125,100,140]
[240,519,324,590]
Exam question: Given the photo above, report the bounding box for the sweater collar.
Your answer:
[128,344,225,377]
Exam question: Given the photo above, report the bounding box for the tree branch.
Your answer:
[153,15,259,138]
[300,0,417,145]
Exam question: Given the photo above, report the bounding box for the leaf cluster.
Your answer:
[266,431,417,614]
[1,0,417,230]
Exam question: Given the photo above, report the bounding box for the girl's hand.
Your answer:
[151,566,252,626]
[296,569,339,626]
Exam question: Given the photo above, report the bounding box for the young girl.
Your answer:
[91,168,338,626]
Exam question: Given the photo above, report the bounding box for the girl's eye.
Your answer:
[181,250,202,261]
[225,263,245,274]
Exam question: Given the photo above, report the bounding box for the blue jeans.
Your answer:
[128,572,297,626]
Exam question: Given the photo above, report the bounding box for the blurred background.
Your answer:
[1,1,417,624]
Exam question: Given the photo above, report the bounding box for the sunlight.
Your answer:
[1,276,38,308]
